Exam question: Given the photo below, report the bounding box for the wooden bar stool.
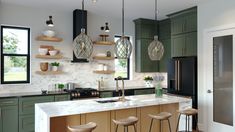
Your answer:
[113,116,138,132]
[68,122,97,132]
[176,108,198,132]
[148,112,172,132]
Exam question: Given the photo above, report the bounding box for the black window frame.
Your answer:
[114,35,130,80]
[1,25,30,84]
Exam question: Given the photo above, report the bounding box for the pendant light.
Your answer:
[73,0,93,59]
[148,0,164,61]
[114,0,133,59]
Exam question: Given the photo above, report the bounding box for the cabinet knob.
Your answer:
[207,89,213,93]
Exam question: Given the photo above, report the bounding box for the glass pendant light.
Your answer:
[114,0,133,59]
[73,0,93,59]
[148,0,164,61]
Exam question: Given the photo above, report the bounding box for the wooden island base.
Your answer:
[50,103,178,132]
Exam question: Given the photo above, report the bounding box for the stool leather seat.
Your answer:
[178,108,198,116]
[113,116,138,126]
[68,122,97,132]
[149,112,172,120]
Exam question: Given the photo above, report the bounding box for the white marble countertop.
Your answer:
[98,86,156,91]
[35,94,191,118]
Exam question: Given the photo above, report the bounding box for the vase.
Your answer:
[40,62,48,71]
[145,80,153,87]
[52,66,58,71]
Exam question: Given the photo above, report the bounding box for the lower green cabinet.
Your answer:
[0,98,19,132]
[19,115,34,132]
[99,92,113,98]
[134,89,154,95]
[54,95,70,102]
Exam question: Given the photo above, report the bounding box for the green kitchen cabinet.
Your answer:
[19,115,34,132]
[54,94,70,102]
[159,39,171,72]
[168,7,197,35]
[158,19,171,40]
[134,89,154,95]
[99,92,113,98]
[134,18,157,39]
[171,32,197,57]
[0,98,19,132]
[135,39,159,72]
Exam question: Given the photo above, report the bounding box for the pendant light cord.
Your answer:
[155,0,158,37]
[82,0,85,29]
[122,0,124,37]
[155,0,157,21]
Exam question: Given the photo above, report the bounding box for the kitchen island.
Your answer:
[35,94,191,132]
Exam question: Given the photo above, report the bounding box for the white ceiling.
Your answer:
[1,0,207,20]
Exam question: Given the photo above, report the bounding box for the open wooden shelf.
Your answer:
[35,54,63,59]
[93,70,115,74]
[35,71,64,75]
[93,56,115,60]
[93,41,115,45]
[36,36,63,42]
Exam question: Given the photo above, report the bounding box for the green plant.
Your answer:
[58,84,64,89]
[144,76,153,81]
[51,62,60,67]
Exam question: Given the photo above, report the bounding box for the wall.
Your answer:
[0,3,166,93]
[198,0,235,130]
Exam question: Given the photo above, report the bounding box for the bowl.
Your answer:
[43,30,56,37]
[38,48,48,55]
[49,50,58,56]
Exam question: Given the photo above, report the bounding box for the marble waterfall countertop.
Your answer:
[35,94,191,118]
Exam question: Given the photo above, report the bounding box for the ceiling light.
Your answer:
[114,0,132,59]
[148,0,164,61]
[92,0,97,3]
[46,16,54,27]
[73,0,93,59]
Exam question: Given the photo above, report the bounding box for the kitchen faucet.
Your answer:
[116,76,126,101]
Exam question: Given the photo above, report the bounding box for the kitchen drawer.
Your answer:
[134,89,154,95]
[0,98,18,106]
[19,96,54,115]
[54,94,70,102]
[19,115,34,132]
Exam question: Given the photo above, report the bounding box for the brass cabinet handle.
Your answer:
[178,61,180,91]
[175,61,178,91]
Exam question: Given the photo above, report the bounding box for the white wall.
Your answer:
[0,3,166,93]
[198,0,235,130]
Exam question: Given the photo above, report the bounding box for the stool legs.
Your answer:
[149,119,172,132]
[115,125,137,132]
[149,119,154,132]
[167,119,172,132]
[176,114,181,132]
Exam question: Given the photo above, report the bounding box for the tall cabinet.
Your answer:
[168,7,197,57]
[134,18,159,72]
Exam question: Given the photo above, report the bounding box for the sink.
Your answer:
[96,98,130,103]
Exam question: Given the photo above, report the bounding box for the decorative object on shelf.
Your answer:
[43,30,56,37]
[106,51,111,57]
[144,76,153,87]
[46,16,54,27]
[99,34,109,41]
[114,0,132,59]
[49,50,58,56]
[100,22,110,33]
[51,62,60,71]
[148,0,164,61]
[40,62,49,71]
[38,48,48,55]
[73,0,93,60]
[57,84,65,91]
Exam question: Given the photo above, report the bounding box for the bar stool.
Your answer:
[113,116,138,132]
[68,122,97,132]
[148,112,172,132]
[176,108,198,132]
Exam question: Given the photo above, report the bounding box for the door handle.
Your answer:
[207,90,213,93]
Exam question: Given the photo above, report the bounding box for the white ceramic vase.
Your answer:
[52,66,59,71]
[145,80,153,87]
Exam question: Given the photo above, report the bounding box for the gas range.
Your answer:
[65,88,99,100]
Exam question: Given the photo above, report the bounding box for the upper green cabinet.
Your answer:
[134,18,159,72]
[134,18,157,39]
[169,7,197,35]
[0,98,19,132]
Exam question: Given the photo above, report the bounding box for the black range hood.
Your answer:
[72,9,89,63]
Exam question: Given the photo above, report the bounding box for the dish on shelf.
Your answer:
[43,30,56,37]
[38,48,48,55]
[49,50,58,56]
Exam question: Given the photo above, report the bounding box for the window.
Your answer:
[114,36,130,80]
[1,26,30,84]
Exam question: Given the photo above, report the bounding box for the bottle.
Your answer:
[155,82,163,97]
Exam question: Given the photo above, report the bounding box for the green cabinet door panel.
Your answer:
[135,39,159,72]
[0,98,18,106]
[19,115,34,132]
[1,105,18,132]
[134,89,154,95]
[19,96,54,115]
[171,34,185,57]
[185,32,197,56]
[159,39,171,72]
[54,95,70,102]
[99,92,113,98]
[134,18,157,39]
[185,13,197,33]
[171,16,185,35]
[158,19,171,40]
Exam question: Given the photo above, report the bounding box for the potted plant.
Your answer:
[57,84,64,92]
[144,76,153,87]
[51,62,60,71]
